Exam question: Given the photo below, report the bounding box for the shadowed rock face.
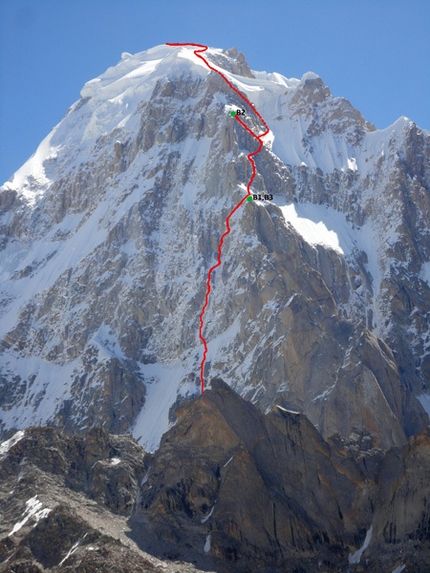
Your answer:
[0,383,429,572]
[0,427,214,573]
[132,379,430,572]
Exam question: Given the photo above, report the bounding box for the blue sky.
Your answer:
[1,0,429,184]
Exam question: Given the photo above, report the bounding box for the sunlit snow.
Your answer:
[0,430,25,459]
[347,157,358,171]
[8,496,51,536]
[278,203,345,254]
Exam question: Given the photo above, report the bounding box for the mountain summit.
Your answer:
[1,44,430,455]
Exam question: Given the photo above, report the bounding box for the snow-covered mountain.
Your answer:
[1,44,430,452]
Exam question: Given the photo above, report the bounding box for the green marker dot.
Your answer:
[230,110,237,117]
[247,196,253,202]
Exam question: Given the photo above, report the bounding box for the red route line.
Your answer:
[166,42,270,393]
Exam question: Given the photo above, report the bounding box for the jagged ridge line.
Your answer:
[166,43,270,393]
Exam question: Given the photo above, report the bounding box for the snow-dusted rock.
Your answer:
[0,44,429,451]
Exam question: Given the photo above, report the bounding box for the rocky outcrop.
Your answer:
[373,428,430,543]
[132,379,430,572]
[0,427,214,573]
[0,426,146,516]
[1,505,159,573]
[1,380,429,572]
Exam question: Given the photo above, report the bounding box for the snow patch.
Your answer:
[206,316,242,372]
[275,199,386,331]
[312,384,336,403]
[348,526,373,564]
[8,496,51,536]
[59,540,80,565]
[131,362,195,453]
[347,157,358,171]
[201,504,215,523]
[204,534,211,553]
[91,324,125,362]
[417,393,430,419]
[276,405,300,414]
[0,430,25,459]
[420,262,430,285]
[391,565,406,573]
[278,203,346,254]
[301,71,320,81]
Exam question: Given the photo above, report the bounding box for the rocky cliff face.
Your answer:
[1,382,429,572]
[132,379,430,572]
[0,44,429,455]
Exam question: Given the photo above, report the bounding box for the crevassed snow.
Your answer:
[0,430,25,459]
[2,42,415,210]
[8,496,51,536]
[252,70,300,90]
[0,43,421,447]
[348,526,373,564]
[224,61,414,175]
